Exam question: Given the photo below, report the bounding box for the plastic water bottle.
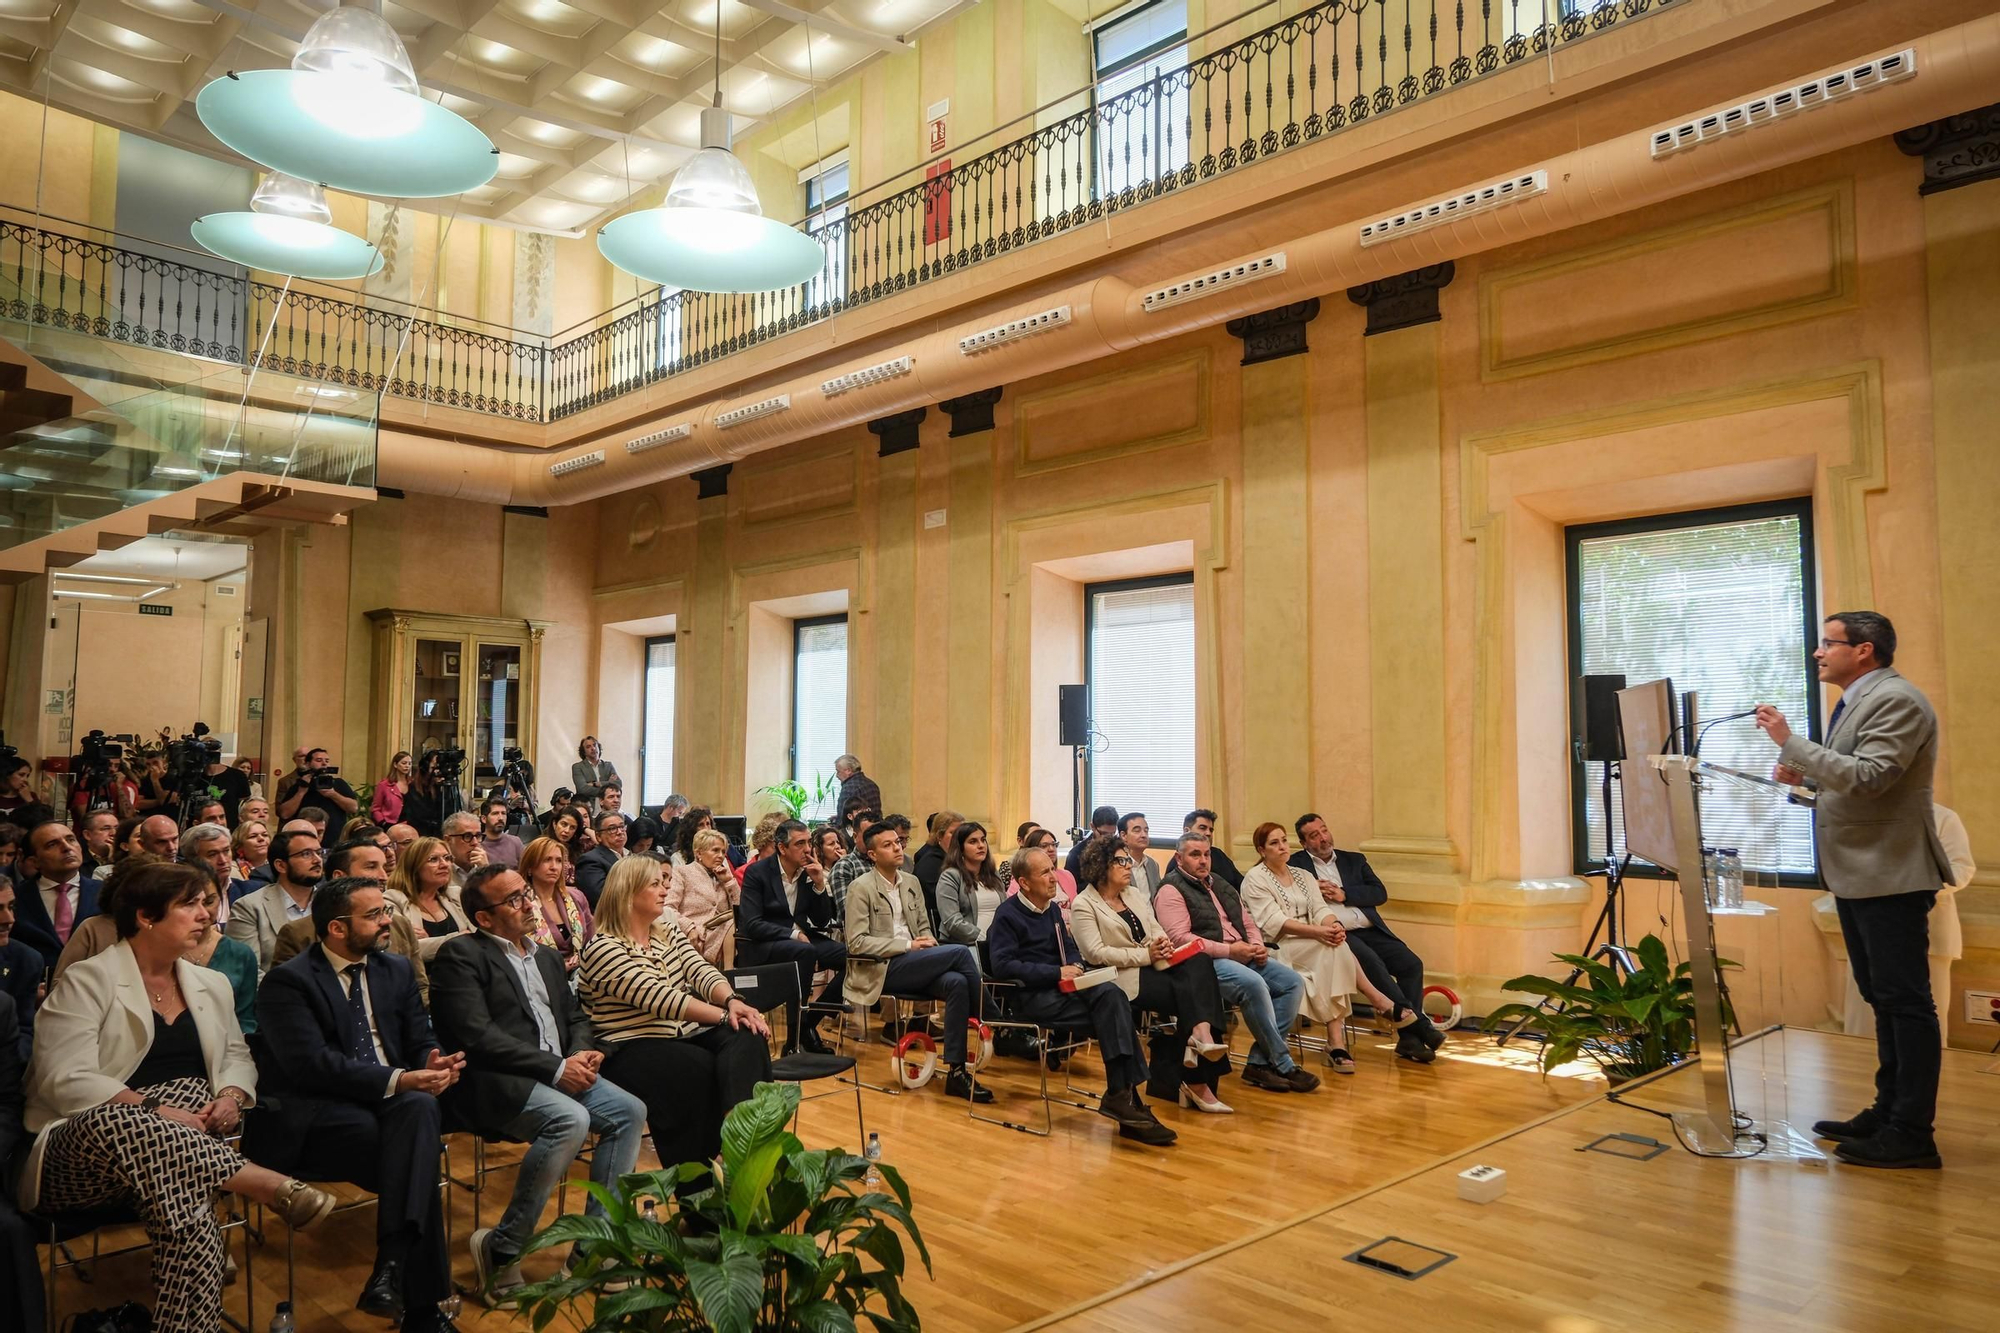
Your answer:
[1716,848,1744,910]
[863,1132,884,1191]
[1700,847,1718,907]
[269,1302,294,1333]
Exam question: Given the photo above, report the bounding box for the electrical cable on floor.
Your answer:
[1606,1090,1770,1159]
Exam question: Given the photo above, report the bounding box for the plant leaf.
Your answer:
[795,1300,859,1333]
[683,1248,764,1333]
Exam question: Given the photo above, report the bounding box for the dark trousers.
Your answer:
[285,1092,449,1313]
[1345,926,1425,1012]
[1836,891,1940,1136]
[1,1196,44,1333]
[737,936,847,1047]
[881,945,981,1064]
[1132,954,1231,1097]
[600,1024,773,1168]
[1012,985,1147,1093]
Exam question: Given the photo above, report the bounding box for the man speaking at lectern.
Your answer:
[1754,610,1953,1170]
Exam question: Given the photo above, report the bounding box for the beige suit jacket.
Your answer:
[842,868,934,1007]
[1070,886,1169,1001]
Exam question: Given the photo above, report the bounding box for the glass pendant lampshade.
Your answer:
[598,107,828,293]
[192,174,385,280]
[195,5,496,199]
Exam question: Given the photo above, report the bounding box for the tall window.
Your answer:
[802,154,849,314]
[641,636,675,808]
[653,286,684,374]
[792,615,848,819]
[1568,500,1819,879]
[1086,575,1196,825]
[1092,0,1190,199]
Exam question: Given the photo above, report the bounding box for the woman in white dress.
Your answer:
[1240,822,1415,1072]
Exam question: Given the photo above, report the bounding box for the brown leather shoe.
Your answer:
[276,1178,336,1230]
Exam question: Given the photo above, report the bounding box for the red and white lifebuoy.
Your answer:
[965,1019,993,1073]
[1422,984,1462,1033]
[892,1031,939,1089]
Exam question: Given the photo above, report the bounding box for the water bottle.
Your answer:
[269,1302,294,1333]
[862,1132,884,1191]
[1717,848,1744,910]
[1700,847,1718,908]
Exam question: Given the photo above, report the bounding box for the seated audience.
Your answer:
[191,798,228,829]
[736,818,846,1054]
[431,866,646,1308]
[1156,833,1317,1093]
[843,821,990,1101]
[253,875,465,1327]
[575,809,629,907]
[372,751,413,827]
[1065,805,1118,877]
[388,821,421,860]
[1023,827,1079,905]
[182,861,259,1035]
[56,853,161,978]
[270,840,430,1001]
[79,809,120,878]
[477,797,525,870]
[226,827,322,977]
[1119,813,1164,898]
[739,812,783,886]
[28,863,336,1333]
[1072,834,1233,1111]
[113,814,147,863]
[1,989,40,1331]
[388,836,474,958]
[1289,814,1446,1064]
[15,821,101,967]
[438,811,485,889]
[137,813,181,860]
[578,856,771,1191]
[597,781,630,828]
[535,788,575,835]
[0,880,41,1057]
[547,806,587,878]
[1182,810,1244,889]
[238,796,272,831]
[913,810,960,914]
[518,836,594,976]
[232,820,270,883]
[181,824,236,910]
[1244,823,1414,1073]
[0,821,22,881]
[627,816,663,861]
[987,846,1176,1146]
[671,805,716,868]
[813,825,849,877]
[935,824,1007,956]
[666,828,738,967]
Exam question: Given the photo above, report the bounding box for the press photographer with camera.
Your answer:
[277,747,357,829]
[401,749,462,839]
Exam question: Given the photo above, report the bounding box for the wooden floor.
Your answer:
[34,1026,2000,1331]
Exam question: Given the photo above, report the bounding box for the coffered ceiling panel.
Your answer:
[0,0,973,233]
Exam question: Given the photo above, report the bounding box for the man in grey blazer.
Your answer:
[1756,610,1952,1169]
[1119,814,1165,900]
[226,826,324,978]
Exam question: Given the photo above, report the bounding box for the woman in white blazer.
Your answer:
[1070,834,1234,1113]
[23,861,336,1333]
[1841,802,1976,1047]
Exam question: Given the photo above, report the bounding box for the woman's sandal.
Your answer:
[277,1178,337,1229]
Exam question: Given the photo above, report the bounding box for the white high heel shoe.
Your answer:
[1178,1083,1235,1114]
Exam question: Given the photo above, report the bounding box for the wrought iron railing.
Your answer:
[3,0,1680,426]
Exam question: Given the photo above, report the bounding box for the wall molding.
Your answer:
[732,438,862,531]
[1010,348,1212,479]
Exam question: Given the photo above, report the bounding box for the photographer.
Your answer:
[202,750,253,826]
[401,751,451,839]
[277,747,357,829]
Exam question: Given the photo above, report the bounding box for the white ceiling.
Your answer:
[0,0,973,232]
[68,533,249,580]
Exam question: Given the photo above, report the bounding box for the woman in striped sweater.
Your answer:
[578,855,771,1175]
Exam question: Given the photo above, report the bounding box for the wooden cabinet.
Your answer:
[365,609,550,793]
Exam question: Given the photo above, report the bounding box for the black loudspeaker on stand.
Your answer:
[1059,685,1090,842]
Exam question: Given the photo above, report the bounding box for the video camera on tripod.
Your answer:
[491,746,538,829]
[166,724,221,788]
[69,729,126,813]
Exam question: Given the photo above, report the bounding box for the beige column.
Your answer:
[941,390,1000,823]
[682,466,732,803]
[868,411,925,810]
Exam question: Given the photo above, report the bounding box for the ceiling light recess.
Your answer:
[959,306,1072,355]
[716,394,791,428]
[195,6,497,199]
[549,450,606,477]
[193,173,385,279]
[1649,49,1916,159]
[822,356,913,397]
[1142,253,1287,312]
[627,423,695,453]
[1358,170,1548,248]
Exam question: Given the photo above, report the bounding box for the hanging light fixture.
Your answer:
[597,4,826,293]
[196,6,497,199]
[192,174,385,279]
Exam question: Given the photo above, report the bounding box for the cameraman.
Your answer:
[132,753,178,815]
[277,747,357,828]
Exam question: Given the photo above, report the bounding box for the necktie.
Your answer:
[1828,697,1847,736]
[344,964,382,1066]
[51,882,74,944]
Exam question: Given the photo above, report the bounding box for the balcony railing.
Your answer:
[2,0,1679,429]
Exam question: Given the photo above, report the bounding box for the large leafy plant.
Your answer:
[754,773,838,822]
[512,1081,929,1332]
[1484,934,1733,1081]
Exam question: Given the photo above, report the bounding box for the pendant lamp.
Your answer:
[192,174,385,280]
[196,6,496,199]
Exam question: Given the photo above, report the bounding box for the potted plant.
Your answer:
[1483,934,1734,1084]
[511,1081,930,1331]
[754,773,838,822]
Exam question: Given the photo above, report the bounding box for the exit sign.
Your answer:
[138,603,173,617]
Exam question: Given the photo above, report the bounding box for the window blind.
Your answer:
[793,617,848,819]
[642,637,675,808]
[1088,577,1196,825]
[1572,508,1816,877]
[1093,0,1190,197]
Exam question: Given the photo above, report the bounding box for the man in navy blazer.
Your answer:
[736,818,845,1053]
[12,822,100,969]
[254,875,467,1331]
[1289,814,1447,1065]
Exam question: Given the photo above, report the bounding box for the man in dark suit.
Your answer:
[0,880,42,1059]
[12,821,101,968]
[572,809,628,908]
[0,989,43,1333]
[1290,814,1447,1065]
[429,865,646,1308]
[737,818,845,1054]
[253,875,467,1330]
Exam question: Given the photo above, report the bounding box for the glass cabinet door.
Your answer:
[472,642,523,788]
[412,638,464,763]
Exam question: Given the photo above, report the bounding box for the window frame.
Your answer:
[790,612,850,812]
[640,633,676,809]
[1083,570,1196,848]
[1564,497,1822,884]
[801,152,851,314]
[1088,0,1192,201]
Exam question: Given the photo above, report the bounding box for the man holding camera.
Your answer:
[280,747,358,829]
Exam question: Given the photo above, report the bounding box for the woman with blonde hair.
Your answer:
[230,820,269,882]
[370,750,412,827]
[666,827,739,966]
[579,856,769,1187]
[386,835,473,959]
[520,835,594,973]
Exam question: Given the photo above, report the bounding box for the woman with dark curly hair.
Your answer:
[1071,833,1235,1112]
[673,805,716,867]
